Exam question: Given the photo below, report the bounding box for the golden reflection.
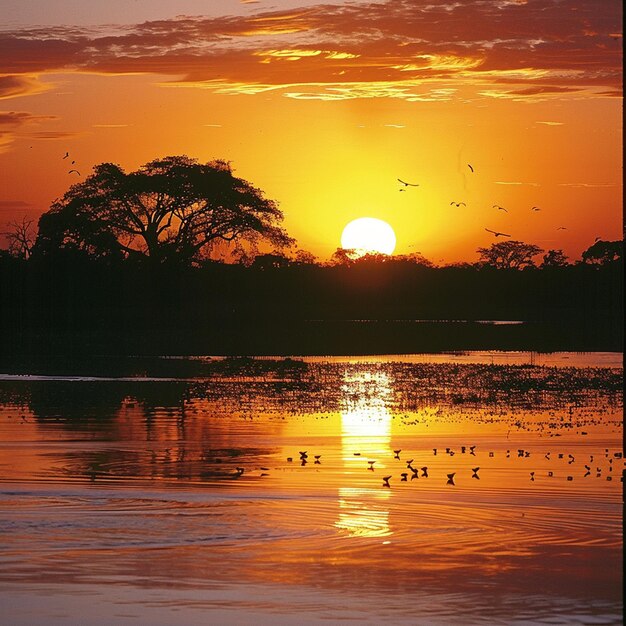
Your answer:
[335,369,393,537]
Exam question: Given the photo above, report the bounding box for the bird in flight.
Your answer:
[68,169,81,175]
[557,226,567,230]
[531,206,541,211]
[62,152,69,159]
[467,164,474,173]
[398,178,419,187]
[485,228,511,237]
[450,201,466,207]
[594,236,601,242]
[493,204,508,212]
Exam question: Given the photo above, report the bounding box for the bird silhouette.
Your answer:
[471,467,480,479]
[557,226,567,230]
[446,473,456,485]
[62,152,69,159]
[68,169,80,175]
[485,228,511,237]
[400,472,408,481]
[531,206,541,211]
[467,164,474,173]
[367,460,376,470]
[450,201,466,207]
[398,178,419,187]
[493,205,508,212]
[393,449,401,459]
[382,475,392,487]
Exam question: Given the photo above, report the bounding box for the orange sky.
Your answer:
[0,0,622,264]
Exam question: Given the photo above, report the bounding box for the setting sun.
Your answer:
[341,217,396,256]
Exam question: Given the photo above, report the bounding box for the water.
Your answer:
[0,354,622,624]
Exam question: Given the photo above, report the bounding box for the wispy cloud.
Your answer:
[0,0,621,102]
[0,199,32,211]
[557,182,618,188]
[494,181,540,186]
[0,110,58,151]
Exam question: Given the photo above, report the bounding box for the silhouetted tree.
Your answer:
[2,217,36,259]
[329,247,358,265]
[581,240,623,266]
[293,249,318,265]
[251,253,292,270]
[33,156,293,265]
[477,240,543,269]
[393,252,435,268]
[540,249,569,268]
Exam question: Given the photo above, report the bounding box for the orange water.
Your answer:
[0,358,622,624]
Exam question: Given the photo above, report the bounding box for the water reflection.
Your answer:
[336,369,393,537]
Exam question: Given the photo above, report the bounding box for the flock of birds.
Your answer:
[397,164,572,238]
[275,445,623,488]
[63,151,80,176]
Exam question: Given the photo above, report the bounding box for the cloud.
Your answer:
[27,130,80,139]
[0,200,32,211]
[557,182,618,188]
[0,0,621,101]
[0,110,58,152]
[494,181,540,186]
[0,75,49,99]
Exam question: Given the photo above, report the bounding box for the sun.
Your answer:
[341,217,396,257]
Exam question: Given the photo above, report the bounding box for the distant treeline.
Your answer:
[1,253,622,355]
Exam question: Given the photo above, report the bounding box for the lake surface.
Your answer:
[0,353,622,624]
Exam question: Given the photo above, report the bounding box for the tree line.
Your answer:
[1,154,622,269]
[0,155,622,355]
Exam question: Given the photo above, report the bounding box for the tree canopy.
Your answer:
[477,240,544,269]
[33,156,293,265]
[581,240,623,266]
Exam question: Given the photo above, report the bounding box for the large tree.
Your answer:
[34,156,293,264]
[477,240,544,269]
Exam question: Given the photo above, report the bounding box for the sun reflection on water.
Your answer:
[336,369,393,537]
